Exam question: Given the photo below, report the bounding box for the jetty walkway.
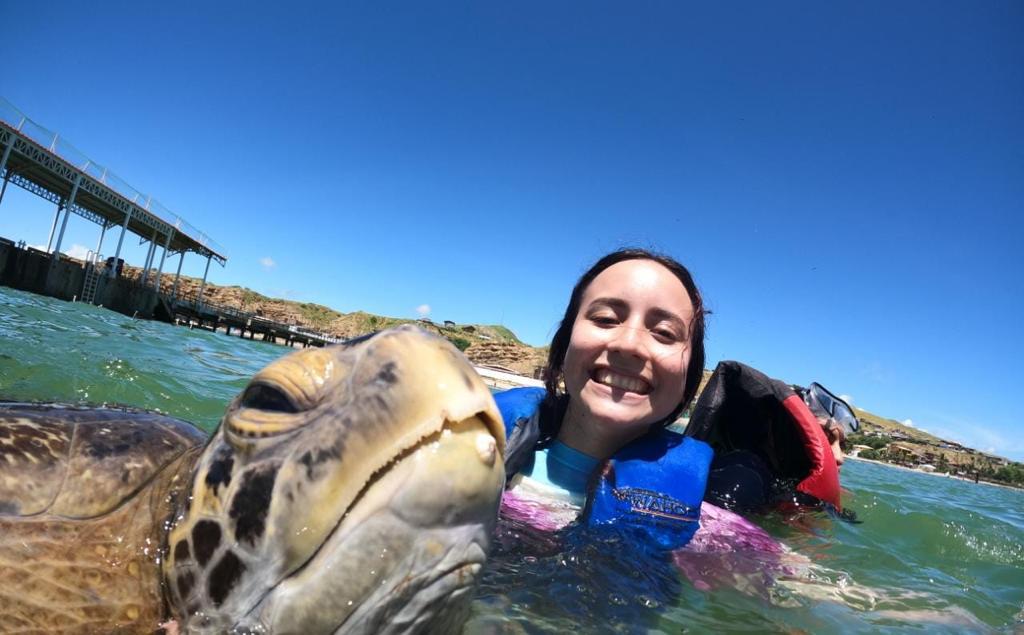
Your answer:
[166,290,342,348]
[0,97,288,341]
[1,97,390,350]
[0,97,226,302]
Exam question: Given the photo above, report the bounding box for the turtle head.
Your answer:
[164,325,506,633]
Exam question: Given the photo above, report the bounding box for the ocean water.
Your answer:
[1,286,1022,633]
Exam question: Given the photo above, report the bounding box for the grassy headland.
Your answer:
[147,270,548,376]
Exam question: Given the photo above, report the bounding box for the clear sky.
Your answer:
[1,3,1021,459]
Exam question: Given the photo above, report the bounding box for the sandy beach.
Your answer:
[847,456,1021,491]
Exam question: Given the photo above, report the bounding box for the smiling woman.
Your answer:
[559,257,696,458]
[494,248,715,549]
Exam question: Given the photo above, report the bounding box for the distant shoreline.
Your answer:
[848,456,1022,492]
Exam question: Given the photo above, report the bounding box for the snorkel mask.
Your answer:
[804,382,859,437]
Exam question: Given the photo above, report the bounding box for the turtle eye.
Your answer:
[241,383,299,413]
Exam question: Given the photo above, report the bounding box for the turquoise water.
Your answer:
[2,286,1022,633]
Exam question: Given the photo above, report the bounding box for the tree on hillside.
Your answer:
[848,434,888,450]
[994,465,1024,486]
[860,448,882,461]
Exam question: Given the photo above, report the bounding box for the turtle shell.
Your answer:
[0,403,208,632]
[0,403,207,518]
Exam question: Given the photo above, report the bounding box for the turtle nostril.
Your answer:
[241,384,298,413]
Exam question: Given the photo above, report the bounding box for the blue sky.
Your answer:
[1,3,1021,459]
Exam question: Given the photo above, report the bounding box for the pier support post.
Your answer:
[0,169,10,210]
[154,231,172,294]
[110,209,132,278]
[95,223,107,258]
[46,202,64,253]
[0,132,15,209]
[51,174,82,259]
[141,229,157,286]
[171,251,185,300]
[197,254,212,309]
[140,240,152,285]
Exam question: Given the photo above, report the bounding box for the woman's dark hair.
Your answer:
[540,248,707,439]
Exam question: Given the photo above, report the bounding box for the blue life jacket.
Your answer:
[494,386,713,550]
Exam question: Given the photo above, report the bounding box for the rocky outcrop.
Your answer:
[464,341,548,377]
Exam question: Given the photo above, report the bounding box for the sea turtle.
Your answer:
[0,325,506,634]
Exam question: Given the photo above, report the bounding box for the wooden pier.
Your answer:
[164,293,341,348]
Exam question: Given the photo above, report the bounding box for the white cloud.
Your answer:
[259,257,276,271]
[65,244,90,260]
[902,419,915,428]
[415,304,431,317]
[840,394,854,405]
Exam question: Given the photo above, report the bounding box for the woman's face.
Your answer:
[562,259,694,448]
[823,419,847,468]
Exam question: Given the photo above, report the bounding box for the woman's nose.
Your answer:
[831,439,845,467]
[608,324,645,357]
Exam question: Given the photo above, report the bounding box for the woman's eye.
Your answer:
[651,328,681,343]
[591,315,618,326]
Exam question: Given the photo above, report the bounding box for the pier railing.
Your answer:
[0,97,225,259]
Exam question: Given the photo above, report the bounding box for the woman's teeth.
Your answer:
[593,369,649,394]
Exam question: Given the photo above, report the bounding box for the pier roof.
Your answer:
[0,97,226,264]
